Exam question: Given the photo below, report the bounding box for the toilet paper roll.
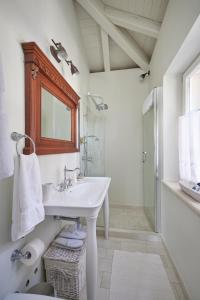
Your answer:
[21,238,45,266]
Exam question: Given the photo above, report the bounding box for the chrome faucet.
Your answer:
[57,166,80,192]
[64,165,68,188]
[65,167,80,187]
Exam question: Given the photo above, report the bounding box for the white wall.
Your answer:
[89,69,149,207]
[162,185,200,300]
[0,1,89,298]
[150,0,200,88]
[162,74,182,181]
[149,0,200,299]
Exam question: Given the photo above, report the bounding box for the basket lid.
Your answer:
[43,244,85,263]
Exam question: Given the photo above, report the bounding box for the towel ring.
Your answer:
[11,132,36,155]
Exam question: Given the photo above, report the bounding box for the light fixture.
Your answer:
[139,70,150,80]
[50,39,79,76]
[66,60,80,76]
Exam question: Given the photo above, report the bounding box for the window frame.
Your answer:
[183,54,200,113]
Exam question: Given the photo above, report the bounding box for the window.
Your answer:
[179,55,200,185]
[183,54,200,113]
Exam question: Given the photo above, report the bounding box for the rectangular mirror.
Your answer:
[41,88,71,141]
[22,42,80,155]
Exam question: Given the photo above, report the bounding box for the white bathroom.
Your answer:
[1,1,200,300]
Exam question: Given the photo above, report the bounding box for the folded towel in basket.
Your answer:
[59,224,87,240]
[53,237,83,250]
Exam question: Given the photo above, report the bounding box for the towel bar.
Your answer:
[11,131,35,155]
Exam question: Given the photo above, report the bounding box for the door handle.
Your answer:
[142,151,147,163]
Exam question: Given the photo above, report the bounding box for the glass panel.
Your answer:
[80,96,105,177]
[80,95,106,227]
[143,106,155,230]
[41,88,71,140]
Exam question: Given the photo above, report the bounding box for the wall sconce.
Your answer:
[50,39,79,76]
[139,70,150,81]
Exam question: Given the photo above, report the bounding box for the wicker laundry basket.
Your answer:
[43,243,86,300]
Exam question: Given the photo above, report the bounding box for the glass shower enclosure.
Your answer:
[143,88,162,233]
[80,93,107,177]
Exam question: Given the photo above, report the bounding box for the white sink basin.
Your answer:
[44,177,111,218]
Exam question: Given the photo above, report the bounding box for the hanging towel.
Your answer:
[179,111,200,183]
[142,89,154,115]
[0,55,14,179]
[11,153,45,241]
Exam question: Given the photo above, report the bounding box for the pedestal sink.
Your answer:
[44,177,111,300]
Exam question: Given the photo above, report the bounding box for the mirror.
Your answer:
[22,42,80,155]
[41,88,71,141]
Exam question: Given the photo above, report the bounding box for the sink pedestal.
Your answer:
[86,216,98,300]
[103,193,109,240]
[44,177,111,300]
[86,192,109,300]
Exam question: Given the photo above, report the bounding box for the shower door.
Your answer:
[143,90,160,233]
[80,96,106,177]
[85,112,105,177]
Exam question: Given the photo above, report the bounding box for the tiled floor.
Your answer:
[96,235,187,300]
[82,233,187,300]
[82,206,187,299]
[97,206,153,231]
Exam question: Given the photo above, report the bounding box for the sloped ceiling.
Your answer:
[75,0,169,73]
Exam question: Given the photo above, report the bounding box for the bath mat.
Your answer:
[110,251,175,300]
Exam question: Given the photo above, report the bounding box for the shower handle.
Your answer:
[142,151,147,163]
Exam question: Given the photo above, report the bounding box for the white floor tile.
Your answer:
[95,233,186,300]
[98,257,113,272]
[98,206,153,231]
[96,288,109,300]
[101,271,111,289]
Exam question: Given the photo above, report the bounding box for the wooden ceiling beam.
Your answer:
[101,29,110,72]
[76,0,149,71]
[105,6,161,39]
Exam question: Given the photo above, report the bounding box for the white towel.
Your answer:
[179,111,200,183]
[11,153,45,241]
[53,237,83,250]
[0,55,14,180]
[142,89,154,115]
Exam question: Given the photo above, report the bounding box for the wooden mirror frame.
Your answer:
[22,42,80,155]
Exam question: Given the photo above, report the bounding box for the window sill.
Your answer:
[162,181,200,217]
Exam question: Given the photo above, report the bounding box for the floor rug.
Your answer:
[110,251,175,300]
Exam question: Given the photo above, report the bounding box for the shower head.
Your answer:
[80,135,99,144]
[87,92,108,111]
[96,103,108,111]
